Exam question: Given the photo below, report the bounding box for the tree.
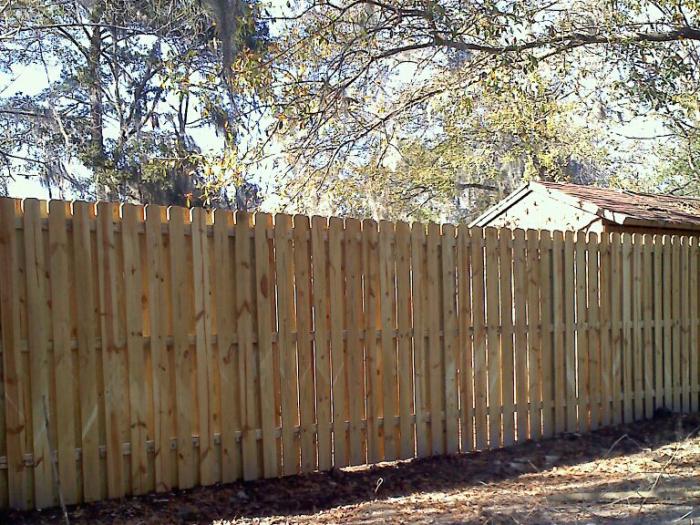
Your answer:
[261,1,700,215]
[288,73,618,221]
[0,0,270,207]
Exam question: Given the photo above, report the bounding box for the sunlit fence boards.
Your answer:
[0,197,698,510]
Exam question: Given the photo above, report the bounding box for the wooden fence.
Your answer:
[0,197,698,510]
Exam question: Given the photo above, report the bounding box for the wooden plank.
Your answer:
[410,222,430,457]
[441,224,459,454]
[254,213,279,478]
[426,223,444,455]
[621,233,634,423]
[213,209,241,482]
[362,219,383,463]
[395,222,414,460]
[311,216,332,471]
[671,236,681,412]
[1,199,31,509]
[379,220,399,460]
[274,214,300,474]
[688,236,700,412]
[662,235,672,410]
[293,215,315,473]
[653,235,664,411]
[97,202,129,498]
[236,211,262,480]
[599,234,612,427]
[345,218,366,465]
[575,231,589,432]
[642,235,654,419]
[587,233,601,431]
[49,200,79,504]
[512,229,528,442]
[122,204,149,493]
[328,218,348,467]
[484,227,501,448]
[680,237,690,411]
[551,231,565,434]
[631,234,644,421]
[498,229,515,447]
[72,201,102,502]
[609,233,623,425]
[146,205,177,491]
[690,236,699,413]
[526,229,542,441]
[168,206,196,489]
[471,228,488,449]
[191,208,217,485]
[457,226,473,452]
[23,200,54,508]
[539,231,554,438]
[563,231,576,433]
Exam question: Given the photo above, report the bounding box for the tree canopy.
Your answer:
[1,1,699,217]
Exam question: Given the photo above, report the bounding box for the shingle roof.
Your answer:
[472,181,700,231]
[534,181,700,230]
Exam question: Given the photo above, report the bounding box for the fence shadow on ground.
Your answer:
[6,412,699,524]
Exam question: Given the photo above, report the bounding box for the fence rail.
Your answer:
[0,197,698,510]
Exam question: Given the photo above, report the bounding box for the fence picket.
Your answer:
[599,234,612,427]
[46,201,80,505]
[671,236,681,412]
[512,229,528,442]
[539,231,554,438]
[363,220,382,463]
[379,221,399,459]
[632,235,644,420]
[587,233,601,430]
[690,237,699,413]
[23,200,55,508]
[237,212,262,480]
[552,231,565,434]
[345,218,365,465]
[328,218,348,467]
[457,226,474,452]
[274,214,300,475]
[97,202,128,498]
[526,230,542,440]
[680,237,691,411]
[123,204,150,494]
[146,205,177,491]
[1,199,31,509]
[564,231,577,433]
[168,206,196,489]
[311,216,332,471]
[499,229,515,447]
[485,228,501,448]
[411,222,430,457]
[395,222,414,459]
[471,228,488,449]
[256,212,279,477]
[642,235,654,418]
[441,224,459,455]
[575,232,589,432]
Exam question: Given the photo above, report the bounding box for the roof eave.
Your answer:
[469,183,532,227]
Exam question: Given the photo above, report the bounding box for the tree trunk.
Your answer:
[88,6,107,199]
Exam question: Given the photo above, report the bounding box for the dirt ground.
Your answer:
[5,412,700,525]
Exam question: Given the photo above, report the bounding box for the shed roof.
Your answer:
[472,181,700,231]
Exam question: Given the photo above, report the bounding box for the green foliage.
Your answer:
[293,74,617,221]
[0,0,270,206]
